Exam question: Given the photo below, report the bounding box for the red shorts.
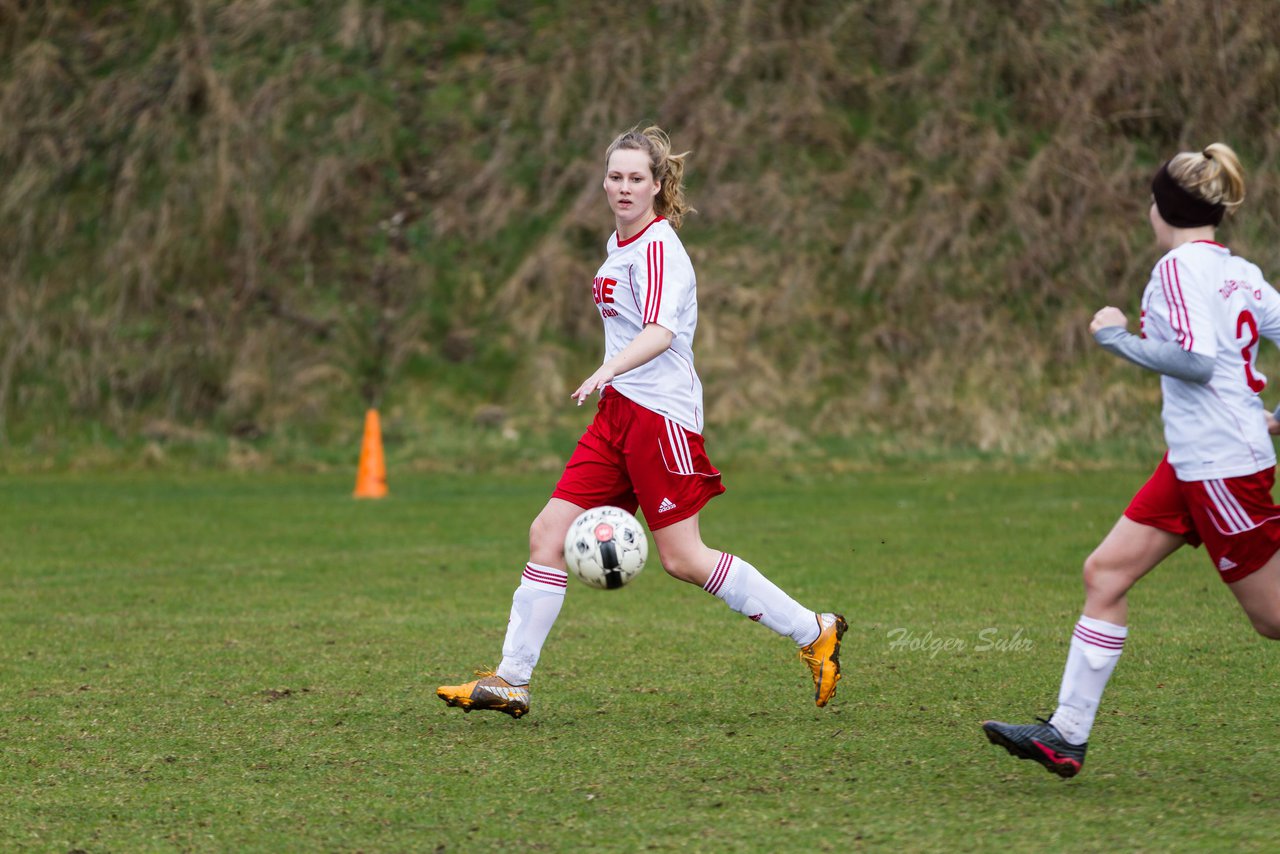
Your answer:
[552,387,726,530]
[1125,454,1280,583]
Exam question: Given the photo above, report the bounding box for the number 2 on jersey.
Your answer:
[1237,309,1267,393]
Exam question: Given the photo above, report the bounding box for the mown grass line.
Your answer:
[1,469,1277,851]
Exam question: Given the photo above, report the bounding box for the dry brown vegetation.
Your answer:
[4,0,1280,465]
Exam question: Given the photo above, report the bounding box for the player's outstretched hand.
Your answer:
[571,366,616,406]
[1090,306,1128,335]
[1268,406,1280,436]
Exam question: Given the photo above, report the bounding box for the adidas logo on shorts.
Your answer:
[658,497,677,513]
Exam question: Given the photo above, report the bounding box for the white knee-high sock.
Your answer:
[1050,615,1128,745]
[496,564,567,686]
[702,553,819,646]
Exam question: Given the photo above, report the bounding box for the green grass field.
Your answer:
[3,467,1279,851]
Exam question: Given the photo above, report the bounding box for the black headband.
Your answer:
[1151,161,1224,228]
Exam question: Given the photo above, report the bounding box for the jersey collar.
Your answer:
[616,216,664,247]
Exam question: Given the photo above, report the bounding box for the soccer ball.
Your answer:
[563,505,648,589]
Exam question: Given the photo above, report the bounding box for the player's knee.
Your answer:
[1249,615,1280,640]
[655,545,699,584]
[1081,553,1107,593]
[657,553,695,583]
[1081,553,1127,602]
[528,514,565,564]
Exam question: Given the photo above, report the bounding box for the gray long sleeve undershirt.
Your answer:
[1093,326,1214,384]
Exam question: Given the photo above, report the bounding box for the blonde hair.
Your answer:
[605,125,695,229]
[1167,142,1246,215]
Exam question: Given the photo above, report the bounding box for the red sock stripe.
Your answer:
[523,564,568,588]
[703,552,734,595]
[1073,622,1126,650]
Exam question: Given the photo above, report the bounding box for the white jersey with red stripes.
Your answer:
[1140,240,1280,480]
[592,216,704,433]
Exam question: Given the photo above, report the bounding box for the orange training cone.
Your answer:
[353,408,388,499]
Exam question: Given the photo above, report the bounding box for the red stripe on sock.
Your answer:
[704,552,733,595]
[1073,623,1125,649]
[523,565,568,587]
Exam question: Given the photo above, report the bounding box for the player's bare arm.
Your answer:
[571,322,674,404]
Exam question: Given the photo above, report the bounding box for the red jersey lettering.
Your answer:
[593,277,618,305]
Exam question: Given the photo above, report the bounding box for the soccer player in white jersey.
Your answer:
[437,126,846,718]
[984,143,1280,777]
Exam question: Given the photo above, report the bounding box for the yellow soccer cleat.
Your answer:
[799,613,848,707]
[436,671,530,719]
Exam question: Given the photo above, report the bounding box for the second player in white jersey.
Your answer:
[592,216,704,433]
[1141,239,1280,480]
[984,142,1280,779]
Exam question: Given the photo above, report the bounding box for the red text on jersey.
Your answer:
[1238,309,1267,393]
[593,277,618,305]
[593,277,620,317]
[1220,279,1264,301]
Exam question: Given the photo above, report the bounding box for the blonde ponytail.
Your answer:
[1167,142,1246,215]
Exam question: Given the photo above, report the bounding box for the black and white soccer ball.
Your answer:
[563,505,649,589]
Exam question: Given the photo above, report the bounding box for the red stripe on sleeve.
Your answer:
[1169,259,1194,351]
[643,241,664,325]
[1161,259,1194,351]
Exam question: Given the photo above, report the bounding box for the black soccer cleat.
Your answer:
[982,718,1086,778]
